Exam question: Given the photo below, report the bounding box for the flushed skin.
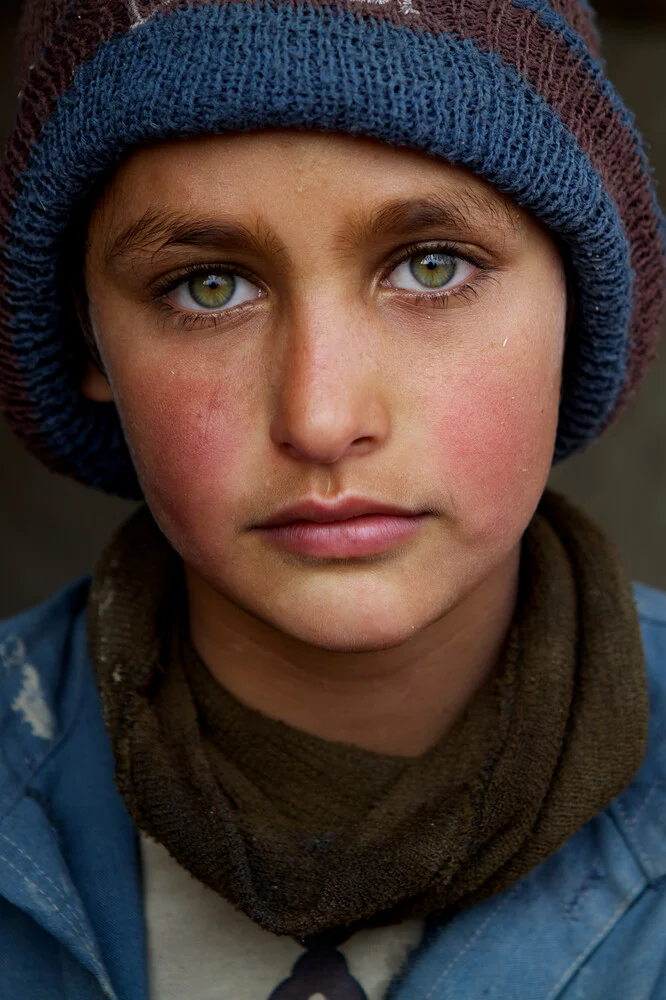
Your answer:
[82,131,567,755]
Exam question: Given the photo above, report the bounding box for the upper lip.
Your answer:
[257,496,421,527]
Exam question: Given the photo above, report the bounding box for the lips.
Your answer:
[257,496,420,527]
[254,497,429,558]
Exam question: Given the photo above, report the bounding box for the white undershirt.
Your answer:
[141,832,425,1000]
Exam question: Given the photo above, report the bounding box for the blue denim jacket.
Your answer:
[0,578,665,1000]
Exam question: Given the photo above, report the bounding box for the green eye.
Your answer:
[409,253,456,289]
[189,272,235,309]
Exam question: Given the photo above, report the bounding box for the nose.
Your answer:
[269,297,390,465]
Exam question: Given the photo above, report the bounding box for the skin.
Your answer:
[82,130,567,756]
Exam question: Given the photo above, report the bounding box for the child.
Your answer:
[0,0,665,997]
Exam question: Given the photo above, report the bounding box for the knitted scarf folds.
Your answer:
[88,491,649,938]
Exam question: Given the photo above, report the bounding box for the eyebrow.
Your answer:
[105,209,289,268]
[338,191,520,253]
[105,189,519,270]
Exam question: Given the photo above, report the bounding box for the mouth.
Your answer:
[255,511,430,559]
[257,496,423,528]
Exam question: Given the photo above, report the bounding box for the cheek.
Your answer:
[112,361,251,535]
[430,342,562,546]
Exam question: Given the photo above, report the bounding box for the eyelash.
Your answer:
[152,242,495,330]
[383,240,494,308]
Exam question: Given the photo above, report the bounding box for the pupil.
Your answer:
[190,271,235,308]
[409,253,455,289]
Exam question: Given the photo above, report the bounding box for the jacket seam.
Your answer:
[612,791,660,878]
[0,845,112,990]
[0,830,85,927]
[543,882,646,1000]
[0,849,90,945]
[423,887,519,997]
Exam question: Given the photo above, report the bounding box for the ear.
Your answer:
[81,359,114,402]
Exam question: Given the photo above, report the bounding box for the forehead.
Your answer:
[99,129,524,232]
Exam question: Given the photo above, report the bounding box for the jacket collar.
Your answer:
[608,584,666,886]
[0,579,147,1000]
[390,806,647,998]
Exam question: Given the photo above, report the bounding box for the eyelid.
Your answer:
[380,240,489,282]
[150,261,264,299]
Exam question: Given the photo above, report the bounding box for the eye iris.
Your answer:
[409,253,456,289]
[189,272,235,309]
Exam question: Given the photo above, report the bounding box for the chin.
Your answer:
[269,609,426,653]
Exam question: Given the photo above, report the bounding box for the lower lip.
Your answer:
[255,514,429,558]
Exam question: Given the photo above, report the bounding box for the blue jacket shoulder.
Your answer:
[0,578,91,776]
[634,581,666,737]
[0,576,91,650]
[606,583,666,885]
[634,580,666,627]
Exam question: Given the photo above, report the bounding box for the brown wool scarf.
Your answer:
[88,491,649,938]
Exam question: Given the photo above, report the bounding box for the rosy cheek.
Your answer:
[433,360,560,541]
[114,364,248,536]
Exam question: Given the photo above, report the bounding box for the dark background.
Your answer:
[1,1,665,617]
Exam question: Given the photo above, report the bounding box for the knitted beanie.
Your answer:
[0,0,664,499]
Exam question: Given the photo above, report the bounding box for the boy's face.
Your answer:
[83,131,566,653]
